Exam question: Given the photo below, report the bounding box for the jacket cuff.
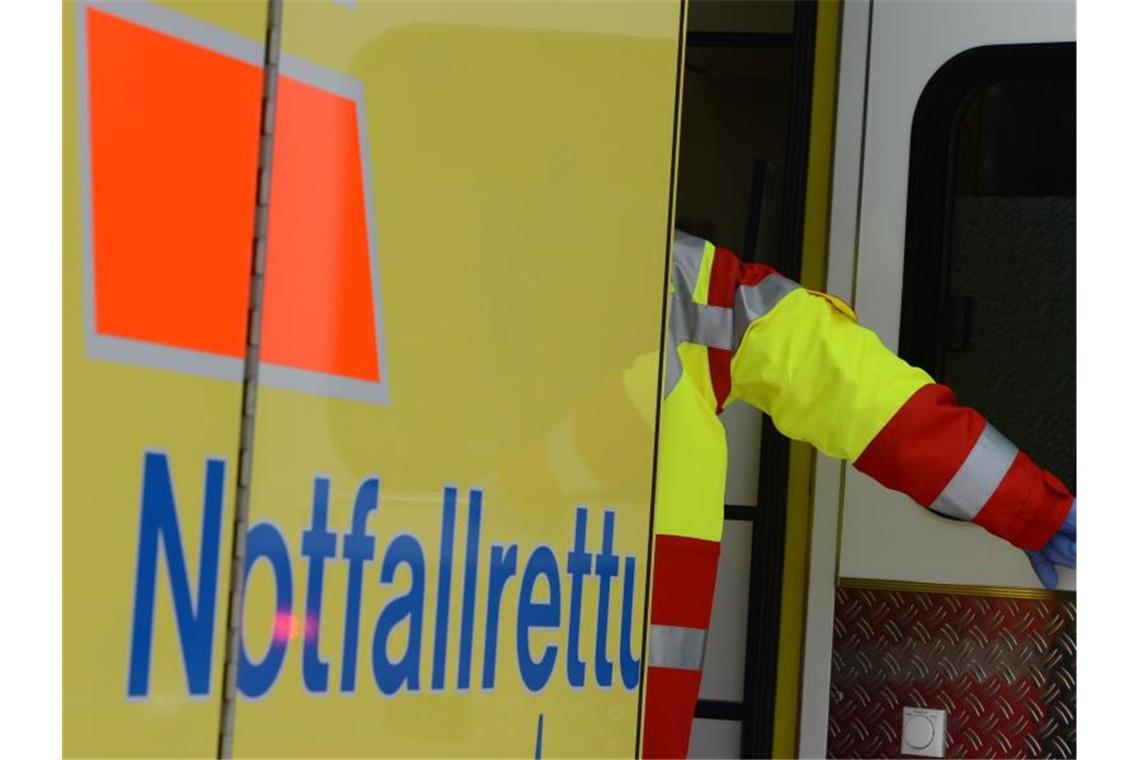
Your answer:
[973,453,1073,551]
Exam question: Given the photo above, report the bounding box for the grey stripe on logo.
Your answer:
[929,424,1019,521]
[648,624,706,671]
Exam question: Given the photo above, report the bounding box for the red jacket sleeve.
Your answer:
[853,383,1073,551]
[706,235,1073,552]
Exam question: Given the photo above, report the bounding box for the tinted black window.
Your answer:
[901,44,1075,491]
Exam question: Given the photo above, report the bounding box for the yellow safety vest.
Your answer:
[640,231,1071,757]
[493,229,1073,758]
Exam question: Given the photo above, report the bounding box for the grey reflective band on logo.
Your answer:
[929,424,1019,521]
[648,624,706,671]
[732,273,797,349]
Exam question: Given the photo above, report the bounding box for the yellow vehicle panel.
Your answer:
[232,1,682,757]
[63,0,269,756]
[64,0,683,755]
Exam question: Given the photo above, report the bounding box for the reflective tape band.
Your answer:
[732,273,797,349]
[671,276,797,354]
[666,231,798,399]
[929,423,1019,521]
[665,231,704,398]
[672,230,707,302]
[647,624,706,671]
[670,294,733,351]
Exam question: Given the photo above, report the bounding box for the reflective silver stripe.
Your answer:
[648,624,706,671]
[929,424,1019,521]
[670,294,733,351]
[732,273,798,349]
[665,231,707,397]
[665,230,797,398]
[672,230,706,301]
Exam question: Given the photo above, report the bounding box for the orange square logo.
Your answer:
[78,1,389,404]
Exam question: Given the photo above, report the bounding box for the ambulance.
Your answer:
[63,1,1075,757]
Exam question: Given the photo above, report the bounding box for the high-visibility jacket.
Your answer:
[490,229,1073,758]
[640,230,1074,758]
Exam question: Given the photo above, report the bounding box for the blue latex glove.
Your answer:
[1025,499,1076,589]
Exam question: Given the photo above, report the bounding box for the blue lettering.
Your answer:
[126,456,646,699]
[238,522,293,698]
[593,511,619,687]
[457,489,482,690]
[431,487,457,690]
[127,452,224,697]
[340,477,379,693]
[481,543,518,689]
[619,556,641,690]
[372,534,426,695]
[565,508,591,689]
[517,546,561,692]
[300,477,337,693]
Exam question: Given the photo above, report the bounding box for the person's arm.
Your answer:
[711,245,1074,579]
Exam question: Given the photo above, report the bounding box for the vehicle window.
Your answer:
[901,44,1076,491]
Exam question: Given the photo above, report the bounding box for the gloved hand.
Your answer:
[1025,499,1075,589]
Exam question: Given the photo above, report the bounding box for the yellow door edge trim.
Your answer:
[838,576,1076,602]
[774,2,843,757]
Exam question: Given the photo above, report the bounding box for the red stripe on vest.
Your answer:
[974,451,1073,551]
[643,667,703,759]
[739,260,778,288]
[709,247,779,303]
[707,247,739,308]
[708,346,733,413]
[706,248,781,412]
[707,248,738,410]
[649,534,720,630]
[854,383,986,507]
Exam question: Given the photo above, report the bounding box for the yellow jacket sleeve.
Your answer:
[728,288,931,462]
[713,242,1071,551]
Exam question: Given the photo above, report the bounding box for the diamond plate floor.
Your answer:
[828,587,1075,759]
